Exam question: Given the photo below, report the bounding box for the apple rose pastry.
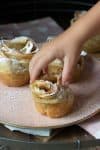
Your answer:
[47,59,63,82]
[0,36,39,86]
[43,53,85,83]
[30,80,74,118]
[46,37,86,82]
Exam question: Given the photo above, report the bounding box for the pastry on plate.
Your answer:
[41,53,85,83]
[46,36,86,82]
[0,36,39,86]
[30,80,74,118]
[47,59,63,82]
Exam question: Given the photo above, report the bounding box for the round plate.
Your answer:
[0,56,100,129]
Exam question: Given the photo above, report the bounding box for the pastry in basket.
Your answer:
[30,79,74,118]
[71,11,100,53]
[0,36,39,86]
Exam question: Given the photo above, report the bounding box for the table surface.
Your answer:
[0,17,99,149]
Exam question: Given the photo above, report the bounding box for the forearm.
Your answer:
[67,1,100,44]
[52,2,100,53]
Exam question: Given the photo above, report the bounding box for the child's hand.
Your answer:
[29,1,100,85]
[29,29,82,85]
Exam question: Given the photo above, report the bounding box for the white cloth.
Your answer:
[4,124,51,137]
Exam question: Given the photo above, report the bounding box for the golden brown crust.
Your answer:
[30,80,74,118]
[35,98,74,118]
[0,72,29,87]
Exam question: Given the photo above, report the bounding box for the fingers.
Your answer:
[62,55,77,85]
[29,51,55,83]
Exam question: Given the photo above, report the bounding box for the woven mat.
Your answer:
[0,56,100,128]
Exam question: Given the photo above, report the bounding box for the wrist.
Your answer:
[66,24,87,48]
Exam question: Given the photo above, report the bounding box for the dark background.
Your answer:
[0,0,98,29]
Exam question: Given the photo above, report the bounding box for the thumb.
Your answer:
[62,56,76,85]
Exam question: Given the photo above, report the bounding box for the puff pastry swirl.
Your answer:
[0,36,39,86]
[30,80,74,118]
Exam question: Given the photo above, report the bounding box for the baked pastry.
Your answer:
[0,36,39,86]
[71,11,100,53]
[41,54,85,83]
[42,35,86,83]
[30,80,74,118]
[47,59,63,82]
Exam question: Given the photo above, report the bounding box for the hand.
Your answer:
[29,29,82,85]
[30,1,100,85]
